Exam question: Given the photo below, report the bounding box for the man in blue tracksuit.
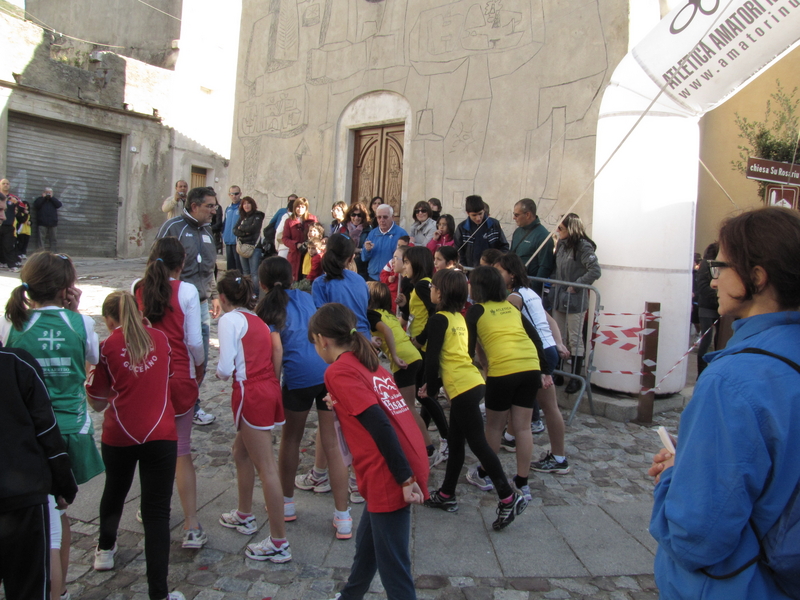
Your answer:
[222,185,243,271]
[360,204,407,281]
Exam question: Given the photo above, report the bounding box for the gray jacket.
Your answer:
[156,210,218,302]
[552,238,601,313]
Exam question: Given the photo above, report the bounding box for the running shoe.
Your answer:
[333,509,353,540]
[135,508,143,523]
[284,499,297,522]
[93,544,117,571]
[438,439,449,462]
[516,484,533,502]
[245,537,292,563]
[429,448,446,468]
[466,466,494,491]
[181,527,208,549]
[500,434,516,453]
[295,469,331,493]
[192,408,215,426]
[167,593,186,600]
[492,492,528,531]
[219,509,257,535]
[349,476,364,503]
[424,490,459,512]
[531,452,571,474]
[59,592,70,600]
[531,419,546,434]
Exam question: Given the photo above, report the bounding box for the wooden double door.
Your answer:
[351,124,404,220]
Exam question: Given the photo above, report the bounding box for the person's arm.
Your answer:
[162,195,177,214]
[521,314,549,374]
[375,321,406,368]
[361,231,374,262]
[546,312,570,358]
[52,197,62,209]
[82,315,100,365]
[495,222,509,252]
[215,314,238,380]
[423,314,448,396]
[16,350,79,504]
[576,241,601,286]
[179,283,205,373]
[271,331,282,380]
[85,353,111,413]
[414,280,436,315]
[354,404,414,485]
[535,236,556,279]
[465,304,484,359]
[275,215,287,245]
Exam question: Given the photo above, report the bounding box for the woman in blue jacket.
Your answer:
[649,206,800,599]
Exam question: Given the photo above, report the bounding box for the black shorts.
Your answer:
[484,370,541,412]
[282,383,330,412]
[393,360,421,389]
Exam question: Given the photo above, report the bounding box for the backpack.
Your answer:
[260,221,277,257]
[702,348,800,598]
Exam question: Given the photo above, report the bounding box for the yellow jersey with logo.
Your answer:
[438,311,484,397]
[372,308,422,373]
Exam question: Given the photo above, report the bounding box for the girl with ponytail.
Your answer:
[86,291,184,600]
[255,257,352,537]
[215,271,291,564]
[133,237,208,549]
[2,251,102,600]
[307,302,428,598]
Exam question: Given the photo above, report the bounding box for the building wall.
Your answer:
[696,44,800,255]
[229,0,630,233]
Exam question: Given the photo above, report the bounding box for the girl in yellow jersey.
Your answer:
[420,269,527,531]
[367,282,445,467]
[465,266,547,502]
[402,246,449,445]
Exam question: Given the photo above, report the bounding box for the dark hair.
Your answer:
[239,196,258,218]
[703,241,719,261]
[398,235,410,245]
[308,222,325,240]
[480,248,504,265]
[255,257,292,330]
[5,252,77,330]
[560,213,596,259]
[469,266,507,303]
[435,245,459,267]
[287,195,297,209]
[322,233,356,280]
[413,200,431,218]
[404,246,434,283]
[717,206,800,309]
[493,252,530,290]
[343,201,370,227]
[438,214,455,237]
[428,197,442,211]
[369,196,383,219]
[432,269,467,312]
[137,237,186,323]
[102,291,153,370]
[367,281,392,312]
[187,186,216,210]
[465,195,484,213]
[308,303,379,371]
[516,198,537,216]
[217,270,257,309]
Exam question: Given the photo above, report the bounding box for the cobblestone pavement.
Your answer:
[0,259,691,600]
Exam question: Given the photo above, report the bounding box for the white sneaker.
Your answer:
[349,476,364,504]
[245,537,292,563]
[219,509,257,535]
[295,469,331,493]
[167,592,186,600]
[333,508,353,540]
[193,408,215,426]
[93,543,117,571]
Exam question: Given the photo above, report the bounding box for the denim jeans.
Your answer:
[225,244,243,272]
[340,505,415,600]
[99,440,177,600]
[240,247,262,278]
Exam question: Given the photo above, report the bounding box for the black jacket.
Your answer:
[233,211,265,245]
[696,260,719,311]
[34,195,62,227]
[0,346,78,512]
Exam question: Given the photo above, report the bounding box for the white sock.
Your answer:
[334,508,351,520]
[504,431,515,442]
[553,455,566,463]
[313,467,328,477]
[283,496,294,504]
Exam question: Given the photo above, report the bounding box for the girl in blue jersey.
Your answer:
[256,257,353,539]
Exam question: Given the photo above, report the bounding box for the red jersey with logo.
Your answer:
[216,309,283,430]
[86,326,177,447]
[135,279,203,415]
[324,352,429,512]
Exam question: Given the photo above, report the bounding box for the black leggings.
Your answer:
[99,440,177,600]
[416,351,449,438]
[440,385,512,499]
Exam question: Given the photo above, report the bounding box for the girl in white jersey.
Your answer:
[493,253,571,474]
[3,252,101,600]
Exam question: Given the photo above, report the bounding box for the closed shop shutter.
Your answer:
[6,112,122,257]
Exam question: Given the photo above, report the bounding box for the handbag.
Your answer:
[236,238,255,258]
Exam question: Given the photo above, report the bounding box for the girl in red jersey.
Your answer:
[308,303,428,600]
[86,292,184,600]
[215,271,290,563]
[134,237,207,548]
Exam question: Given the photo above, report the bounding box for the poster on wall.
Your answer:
[632,0,800,115]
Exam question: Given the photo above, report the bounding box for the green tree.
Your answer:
[731,81,800,199]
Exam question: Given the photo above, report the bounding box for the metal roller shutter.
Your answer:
[6,112,122,257]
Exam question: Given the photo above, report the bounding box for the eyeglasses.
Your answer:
[229,192,241,196]
[351,213,363,217]
[708,260,730,279]
[202,203,217,209]
[415,209,428,214]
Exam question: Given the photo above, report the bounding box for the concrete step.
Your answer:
[557,385,691,423]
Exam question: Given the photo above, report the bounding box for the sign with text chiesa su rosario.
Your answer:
[632,0,800,115]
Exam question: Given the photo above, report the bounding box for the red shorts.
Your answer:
[231,375,284,430]
[170,376,199,417]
